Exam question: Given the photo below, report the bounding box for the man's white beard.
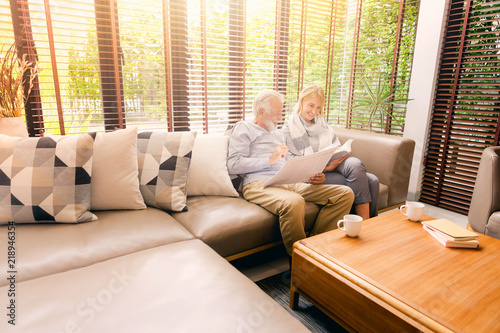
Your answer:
[265,119,277,131]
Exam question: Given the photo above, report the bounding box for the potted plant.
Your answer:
[350,74,412,132]
[0,40,40,137]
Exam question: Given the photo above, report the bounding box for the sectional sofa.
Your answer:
[468,146,500,239]
[0,126,414,332]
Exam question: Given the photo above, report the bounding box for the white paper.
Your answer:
[263,139,353,187]
[321,139,353,163]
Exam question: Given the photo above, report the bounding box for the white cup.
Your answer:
[337,214,363,237]
[400,201,425,222]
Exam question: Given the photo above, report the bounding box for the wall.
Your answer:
[404,0,450,201]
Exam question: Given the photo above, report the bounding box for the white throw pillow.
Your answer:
[187,135,238,197]
[90,128,146,210]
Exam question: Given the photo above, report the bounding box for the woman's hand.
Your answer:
[308,173,325,185]
[323,153,350,172]
[270,144,289,165]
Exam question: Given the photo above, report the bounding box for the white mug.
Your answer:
[400,201,425,222]
[337,214,363,237]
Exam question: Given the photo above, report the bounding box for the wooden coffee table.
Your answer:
[290,210,500,332]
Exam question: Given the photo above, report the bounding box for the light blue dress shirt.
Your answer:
[227,121,288,186]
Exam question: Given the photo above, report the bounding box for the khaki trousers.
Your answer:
[242,180,354,256]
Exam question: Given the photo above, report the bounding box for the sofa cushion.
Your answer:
[137,131,196,212]
[187,134,238,197]
[171,195,320,258]
[334,127,415,208]
[0,133,97,224]
[486,212,500,239]
[0,207,193,286]
[0,240,309,332]
[378,183,389,210]
[91,127,146,210]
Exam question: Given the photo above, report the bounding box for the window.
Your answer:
[421,0,500,214]
[2,0,419,136]
[327,0,419,134]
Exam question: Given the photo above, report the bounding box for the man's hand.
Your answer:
[308,173,325,185]
[323,153,350,172]
[270,144,289,165]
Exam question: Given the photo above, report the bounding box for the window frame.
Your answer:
[5,0,419,136]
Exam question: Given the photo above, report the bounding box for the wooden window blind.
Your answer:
[3,0,420,136]
[327,0,420,135]
[285,0,349,116]
[420,0,500,214]
[244,0,281,120]
[12,0,107,135]
[1,3,14,45]
[183,0,247,133]
[283,0,419,135]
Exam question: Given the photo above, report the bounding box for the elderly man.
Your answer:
[227,89,354,257]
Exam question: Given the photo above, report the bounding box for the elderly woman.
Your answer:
[281,85,379,219]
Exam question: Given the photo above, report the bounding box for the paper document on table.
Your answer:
[263,147,337,187]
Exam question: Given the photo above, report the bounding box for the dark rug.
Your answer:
[255,271,348,333]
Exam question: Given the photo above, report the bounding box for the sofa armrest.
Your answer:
[333,127,415,207]
[468,146,500,238]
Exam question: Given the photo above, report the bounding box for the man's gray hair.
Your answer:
[252,89,284,118]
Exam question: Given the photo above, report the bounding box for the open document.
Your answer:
[321,138,353,163]
[263,139,353,187]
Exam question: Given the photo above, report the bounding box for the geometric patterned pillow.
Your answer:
[0,133,97,224]
[137,131,197,212]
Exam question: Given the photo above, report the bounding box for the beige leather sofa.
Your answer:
[0,128,414,332]
[468,146,500,239]
[334,127,415,210]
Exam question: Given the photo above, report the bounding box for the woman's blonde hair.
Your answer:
[293,85,325,116]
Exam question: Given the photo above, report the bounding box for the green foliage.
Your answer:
[350,74,412,131]
[281,0,420,134]
[1,0,421,134]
